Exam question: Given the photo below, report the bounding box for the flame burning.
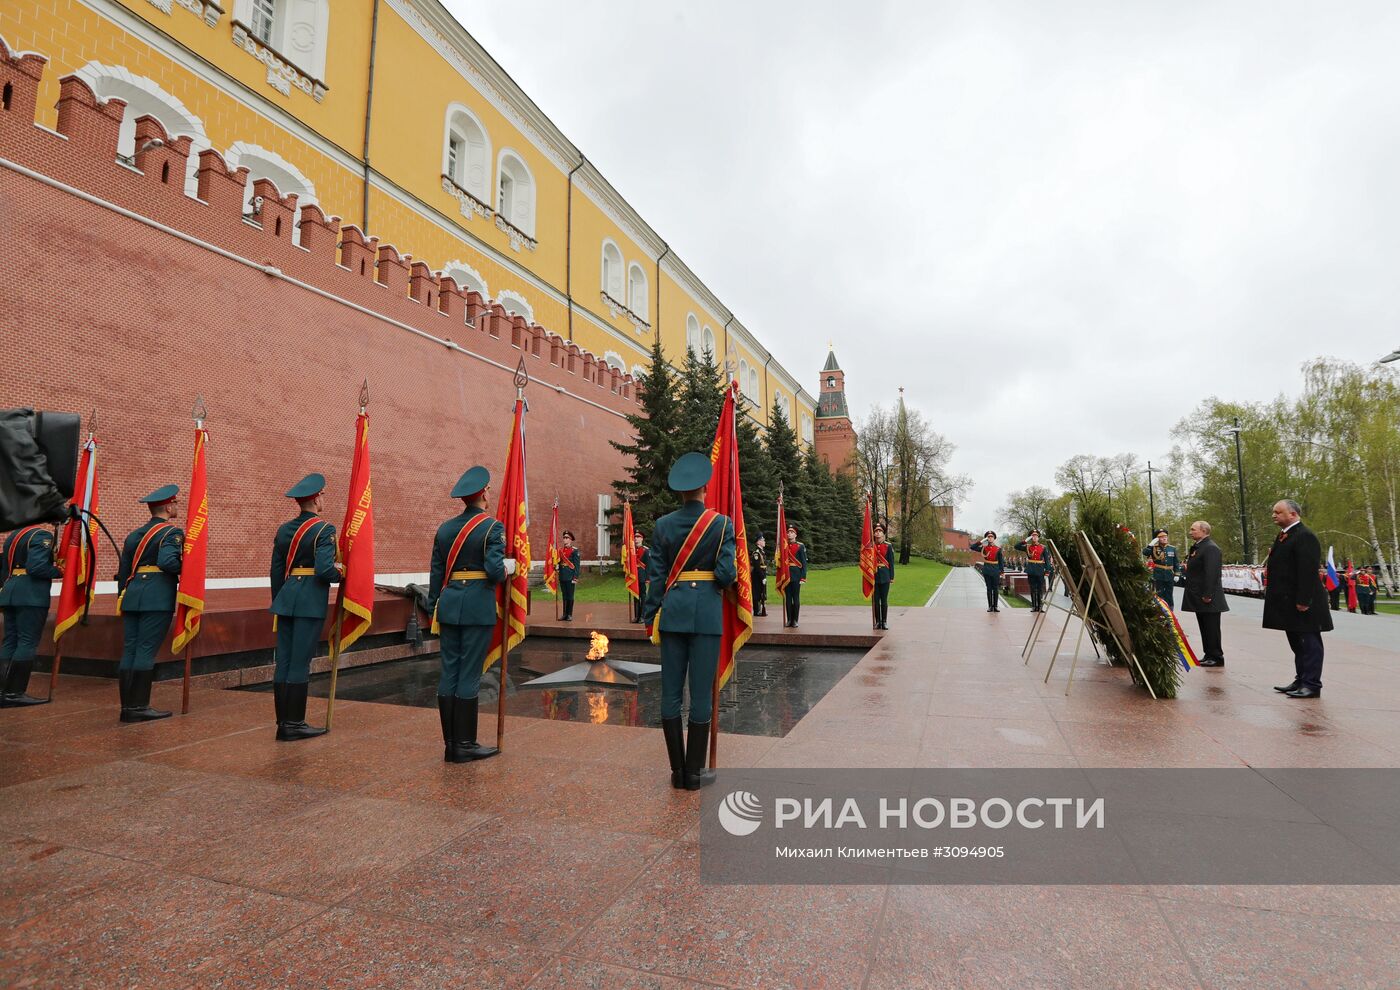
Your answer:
[585,689,609,723]
[586,630,610,661]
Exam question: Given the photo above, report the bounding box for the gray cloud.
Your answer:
[452,0,1400,526]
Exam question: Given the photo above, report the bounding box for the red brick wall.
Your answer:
[1,47,637,579]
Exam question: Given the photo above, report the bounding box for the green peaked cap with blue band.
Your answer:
[667,451,712,492]
[139,484,179,504]
[452,465,491,499]
[285,473,325,499]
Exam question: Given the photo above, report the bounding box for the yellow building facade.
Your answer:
[5,0,816,441]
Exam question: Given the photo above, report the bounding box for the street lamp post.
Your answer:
[1224,418,1250,563]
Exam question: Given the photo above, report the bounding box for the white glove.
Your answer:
[503,558,517,575]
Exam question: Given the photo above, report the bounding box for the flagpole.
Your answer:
[497,362,528,751]
[180,400,206,716]
[50,424,97,701]
[554,498,560,622]
[326,382,368,733]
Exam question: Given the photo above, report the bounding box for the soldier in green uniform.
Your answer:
[269,473,342,741]
[642,452,737,790]
[1015,529,1049,612]
[969,531,1005,612]
[427,466,512,763]
[0,522,63,707]
[782,524,808,628]
[630,528,649,624]
[557,530,580,621]
[872,523,895,629]
[1143,528,1181,609]
[114,485,183,722]
[751,533,768,617]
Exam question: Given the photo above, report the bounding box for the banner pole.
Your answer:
[181,646,192,714]
[47,648,62,700]
[495,588,509,749]
[325,591,344,731]
[709,676,720,768]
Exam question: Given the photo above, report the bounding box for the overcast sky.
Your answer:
[454,0,1399,529]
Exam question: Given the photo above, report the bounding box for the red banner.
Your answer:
[53,437,99,642]
[486,398,530,670]
[337,411,375,651]
[622,501,639,599]
[706,380,753,689]
[543,500,559,594]
[859,495,875,600]
[171,428,209,653]
[774,493,790,596]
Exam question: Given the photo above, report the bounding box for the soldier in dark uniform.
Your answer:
[269,473,342,741]
[782,524,807,628]
[0,522,63,707]
[427,466,512,762]
[558,530,580,621]
[1356,566,1378,615]
[1143,528,1180,609]
[1015,529,1049,612]
[969,530,1004,612]
[630,528,649,624]
[114,485,183,722]
[872,523,895,629]
[642,452,737,790]
[751,533,768,617]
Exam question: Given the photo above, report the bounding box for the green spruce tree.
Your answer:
[765,397,807,541]
[676,344,726,456]
[610,337,682,532]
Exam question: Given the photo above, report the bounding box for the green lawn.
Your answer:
[563,557,952,607]
[1372,600,1399,616]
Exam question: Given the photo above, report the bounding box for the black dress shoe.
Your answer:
[1197,658,1225,668]
[1273,681,1300,693]
[1284,687,1321,699]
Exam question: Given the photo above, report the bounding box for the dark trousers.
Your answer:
[1194,612,1223,662]
[1285,630,1325,690]
[1328,586,1341,610]
[983,569,1000,609]
[873,583,890,625]
[754,574,767,614]
[659,632,720,721]
[561,580,575,618]
[631,593,643,623]
[118,611,172,672]
[1027,573,1045,610]
[1154,581,1175,610]
[438,622,491,698]
[1358,593,1375,615]
[1,605,47,662]
[784,584,801,625]
[274,616,322,684]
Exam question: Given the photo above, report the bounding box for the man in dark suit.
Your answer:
[1181,520,1227,668]
[1263,499,1332,699]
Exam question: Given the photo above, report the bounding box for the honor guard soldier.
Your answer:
[1143,529,1180,609]
[558,530,580,621]
[427,466,513,763]
[969,530,1005,612]
[642,452,737,790]
[782,524,808,628]
[1015,530,1049,612]
[1356,566,1378,615]
[269,473,342,741]
[872,523,895,629]
[114,485,183,722]
[751,533,768,617]
[630,529,649,624]
[0,522,63,707]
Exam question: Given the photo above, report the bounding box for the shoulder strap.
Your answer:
[131,523,175,570]
[663,510,720,592]
[284,517,324,580]
[7,525,43,572]
[443,513,494,578]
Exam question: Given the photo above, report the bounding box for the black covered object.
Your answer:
[0,408,80,530]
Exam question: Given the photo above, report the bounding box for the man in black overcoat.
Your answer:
[1263,500,1332,699]
[1181,520,1227,667]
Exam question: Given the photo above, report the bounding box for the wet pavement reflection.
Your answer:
[255,637,864,737]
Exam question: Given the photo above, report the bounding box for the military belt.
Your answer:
[678,570,715,582]
[450,570,489,580]
[135,565,161,574]
[9,568,25,576]
[289,567,316,576]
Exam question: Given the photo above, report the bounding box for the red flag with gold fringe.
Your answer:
[171,428,209,652]
[486,397,530,670]
[859,495,875,600]
[622,501,639,600]
[53,436,99,643]
[705,380,753,689]
[543,500,560,594]
[337,410,375,651]
[774,492,790,597]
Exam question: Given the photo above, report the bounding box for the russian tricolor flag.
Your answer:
[1324,547,1340,591]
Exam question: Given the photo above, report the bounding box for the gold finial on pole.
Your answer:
[358,378,370,414]
[513,356,529,400]
[192,395,207,430]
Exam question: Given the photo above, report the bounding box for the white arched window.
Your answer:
[802,413,814,443]
[627,263,648,320]
[224,141,317,244]
[685,314,701,356]
[441,260,488,299]
[233,0,330,81]
[603,351,627,372]
[702,325,716,357]
[601,241,624,300]
[497,290,533,321]
[749,366,760,400]
[737,359,750,396]
[777,392,791,424]
[73,63,210,197]
[496,149,535,238]
[442,103,490,204]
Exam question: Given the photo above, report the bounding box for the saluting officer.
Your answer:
[1356,566,1378,615]
[630,528,649,624]
[1015,529,1049,612]
[969,530,1005,612]
[782,524,808,628]
[114,485,183,722]
[642,452,736,790]
[1143,528,1180,609]
[872,523,895,629]
[0,522,63,708]
[558,530,580,621]
[427,466,513,763]
[269,473,342,741]
[751,533,769,617]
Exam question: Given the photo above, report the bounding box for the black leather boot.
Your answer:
[450,696,498,762]
[662,716,685,789]
[683,720,715,790]
[437,695,453,761]
[122,669,171,723]
[116,669,132,721]
[2,659,48,707]
[277,682,326,741]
